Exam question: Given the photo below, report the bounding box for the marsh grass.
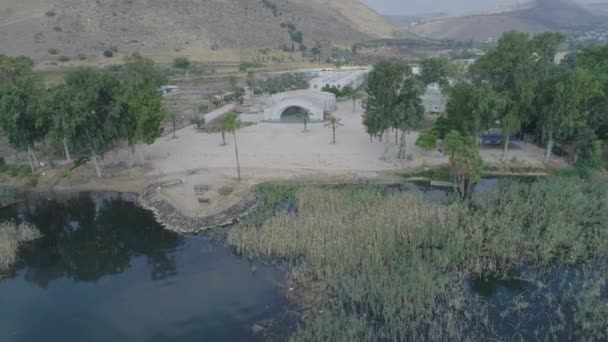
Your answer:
[0,221,41,271]
[229,177,608,340]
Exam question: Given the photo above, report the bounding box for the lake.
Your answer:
[0,192,287,342]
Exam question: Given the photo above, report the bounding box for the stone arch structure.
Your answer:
[266,99,324,122]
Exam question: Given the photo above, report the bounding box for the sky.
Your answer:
[361,0,608,15]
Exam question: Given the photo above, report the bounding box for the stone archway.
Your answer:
[280,106,310,122]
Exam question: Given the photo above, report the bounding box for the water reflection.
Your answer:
[1,192,181,286]
[0,192,287,342]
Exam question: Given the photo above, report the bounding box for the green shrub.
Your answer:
[45,10,55,17]
[103,50,114,58]
[190,117,206,129]
[48,48,59,55]
[78,53,87,60]
[197,103,209,113]
[53,26,62,32]
[173,57,191,69]
[58,55,70,62]
[416,131,438,151]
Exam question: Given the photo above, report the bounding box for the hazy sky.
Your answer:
[362,0,608,15]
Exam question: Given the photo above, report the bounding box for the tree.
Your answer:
[350,91,362,112]
[173,57,191,69]
[297,110,310,132]
[228,76,239,102]
[538,68,600,162]
[0,56,48,171]
[445,82,505,138]
[471,31,537,160]
[117,86,165,166]
[221,113,242,180]
[62,68,123,177]
[443,131,483,199]
[124,53,167,90]
[363,60,422,159]
[419,56,453,90]
[45,85,76,165]
[577,45,608,141]
[324,115,343,144]
[246,71,256,97]
[393,78,425,159]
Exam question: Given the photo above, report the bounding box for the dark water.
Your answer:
[0,192,287,342]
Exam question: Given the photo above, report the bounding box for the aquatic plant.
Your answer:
[0,221,41,271]
[229,177,608,340]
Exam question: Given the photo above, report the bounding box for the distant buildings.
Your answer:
[309,69,369,91]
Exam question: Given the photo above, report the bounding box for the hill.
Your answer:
[0,0,393,61]
[409,0,607,41]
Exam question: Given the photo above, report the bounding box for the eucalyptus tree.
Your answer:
[445,82,506,138]
[0,56,48,171]
[538,68,600,162]
[577,45,608,141]
[45,85,76,164]
[222,113,242,180]
[419,56,453,91]
[324,115,343,144]
[471,31,537,160]
[117,54,166,166]
[363,60,424,159]
[63,68,123,177]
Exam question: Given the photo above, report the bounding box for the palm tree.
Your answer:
[324,115,343,144]
[221,113,242,180]
[296,110,310,132]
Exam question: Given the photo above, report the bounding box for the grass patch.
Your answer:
[0,222,41,271]
[229,177,608,340]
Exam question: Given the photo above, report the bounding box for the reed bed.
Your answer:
[229,178,608,340]
[0,221,41,271]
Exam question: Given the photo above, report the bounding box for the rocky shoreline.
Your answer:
[137,181,259,233]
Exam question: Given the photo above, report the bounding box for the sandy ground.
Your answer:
[123,100,555,218]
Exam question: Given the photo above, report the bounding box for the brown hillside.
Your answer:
[410,0,607,41]
[0,0,393,60]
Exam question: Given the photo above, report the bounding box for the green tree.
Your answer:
[45,85,77,165]
[577,45,608,140]
[445,82,504,138]
[228,76,239,102]
[117,86,165,166]
[0,56,48,171]
[62,68,123,177]
[324,115,343,144]
[538,68,600,162]
[173,57,191,69]
[443,130,483,198]
[221,113,242,180]
[471,31,537,160]
[363,60,423,159]
[419,56,453,90]
[394,78,425,159]
[123,53,167,90]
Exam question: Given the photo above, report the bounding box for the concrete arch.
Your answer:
[264,98,324,121]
